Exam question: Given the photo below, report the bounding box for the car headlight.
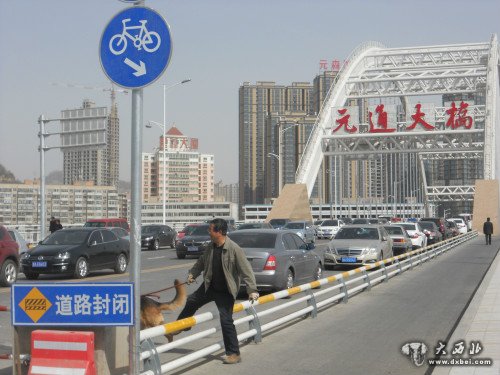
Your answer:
[144,236,153,241]
[21,252,30,260]
[327,247,338,255]
[367,248,379,255]
[57,251,70,260]
[201,240,211,246]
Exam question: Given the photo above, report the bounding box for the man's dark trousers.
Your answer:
[486,233,492,245]
[177,284,239,355]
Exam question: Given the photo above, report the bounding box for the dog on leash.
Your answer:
[140,279,187,342]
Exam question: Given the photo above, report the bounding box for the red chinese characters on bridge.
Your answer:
[331,101,474,134]
[445,101,473,129]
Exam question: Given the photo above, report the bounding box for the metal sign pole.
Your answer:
[38,115,46,240]
[129,88,143,374]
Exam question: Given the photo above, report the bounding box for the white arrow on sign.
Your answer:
[124,58,147,77]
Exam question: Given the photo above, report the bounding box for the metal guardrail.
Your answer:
[139,231,478,375]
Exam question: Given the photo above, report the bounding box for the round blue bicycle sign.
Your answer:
[99,6,172,89]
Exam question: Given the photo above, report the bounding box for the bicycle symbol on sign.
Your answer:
[109,18,161,55]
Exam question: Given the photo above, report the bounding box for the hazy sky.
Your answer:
[1,0,499,184]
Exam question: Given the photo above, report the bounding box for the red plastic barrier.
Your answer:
[28,330,95,375]
[0,306,8,312]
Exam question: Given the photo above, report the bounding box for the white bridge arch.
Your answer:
[295,35,500,208]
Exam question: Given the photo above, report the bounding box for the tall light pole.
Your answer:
[267,153,281,196]
[146,79,191,225]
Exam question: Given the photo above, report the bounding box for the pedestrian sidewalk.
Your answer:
[434,235,500,375]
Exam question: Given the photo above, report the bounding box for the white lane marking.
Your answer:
[147,256,166,260]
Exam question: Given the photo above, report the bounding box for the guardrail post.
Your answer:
[381,263,389,282]
[245,305,262,343]
[337,278,349,303]
[141,338,161,375]
[362,270,372,290]
[408,252,414,269]
[395,258,403,274]
[305,289,318,318]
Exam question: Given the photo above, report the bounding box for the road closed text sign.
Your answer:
[11,283,134,326]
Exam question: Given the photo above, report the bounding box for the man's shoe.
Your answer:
[223,354,241,364]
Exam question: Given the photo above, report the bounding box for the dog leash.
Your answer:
[141,281,189,298]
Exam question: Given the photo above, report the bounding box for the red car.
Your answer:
[0,225,19,286]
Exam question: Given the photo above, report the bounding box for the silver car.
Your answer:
[383,225,412,255]
[282,221,316,244]
[228,229,323,292]
[325,224,393,268]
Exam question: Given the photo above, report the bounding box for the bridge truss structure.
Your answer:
[296,35,500,213]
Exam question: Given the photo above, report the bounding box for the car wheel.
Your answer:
[24,271,39,280]
[74,257,89,279]
[285,269,294,289]
[0,259,18,287]
[170,237,175,249]
[149,239,159,251]
[114,253,128,274]
[176,252,186,259]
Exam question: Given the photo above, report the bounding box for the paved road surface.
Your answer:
[168,235,498,375]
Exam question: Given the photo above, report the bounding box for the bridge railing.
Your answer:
[139,231,477,375]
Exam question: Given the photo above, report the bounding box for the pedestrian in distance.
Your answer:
[483,217,493,245]
[49,216,57,234]
[175,218,259,364]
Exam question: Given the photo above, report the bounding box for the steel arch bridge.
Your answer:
[295,35,500,209]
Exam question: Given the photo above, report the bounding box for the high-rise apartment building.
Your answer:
[239,81,314,208]
[60,99,119,187]
[142,125,214,203]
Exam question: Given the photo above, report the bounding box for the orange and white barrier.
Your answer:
[28,330,95,375]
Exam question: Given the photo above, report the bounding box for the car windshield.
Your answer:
[352,219,368,224]
[284,223,304,230]
[400,224,416,231]
[420,222,435,230]
[229,233,277,248]
[189,226,210,236]
[42,230,89,245]
[322,220,339,226]
[384,226,404,235]
[269,219,287,226]
[335,227,379,240]
[238,224,262,229]
[142,226,161,234]
[84,222,105,227]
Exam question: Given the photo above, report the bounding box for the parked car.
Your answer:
[20,227,129,279]
[420,217,448,240]
[352,218,371,224]
[448,218,468,235]
[84,218,130,232]
[398,222,428,249]
[7,228,29,254]
[228,229,323,292]
[237,222,273,230]
[325,225,393,268]
[141,225,177,250]
[176,223,203,242]
[268,218,291,230]
[317,219,345,240]
[383,225,412,255]
[108,227,130,241]
[282,221,315,244]
[175,224,211,259]
[0,225,19,287]
[419,221,443,244]
[446,220,460,237]
[339,217,353,225]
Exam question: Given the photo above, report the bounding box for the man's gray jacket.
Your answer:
[189,236,258,299]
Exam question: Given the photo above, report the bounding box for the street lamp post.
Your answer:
[146,79,191,225]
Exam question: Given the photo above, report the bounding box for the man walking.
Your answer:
[483,217,493,245]
[176,218,259,364]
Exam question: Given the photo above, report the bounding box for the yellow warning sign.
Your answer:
[19,287,52,323]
